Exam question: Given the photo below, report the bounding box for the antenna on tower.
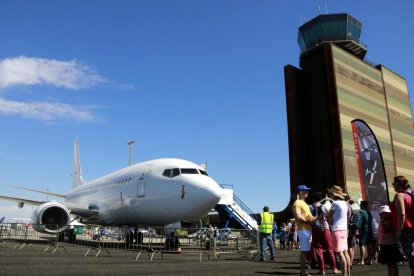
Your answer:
[301,16,306,25]
[325,0,329,14]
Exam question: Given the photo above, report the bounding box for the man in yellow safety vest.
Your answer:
[258,206,275,261]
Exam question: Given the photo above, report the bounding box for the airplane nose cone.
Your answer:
[201,177,222,204]
[208,180,223,202]
[181,177,223,222]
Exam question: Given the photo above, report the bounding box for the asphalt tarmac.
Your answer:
[0,242,410,275]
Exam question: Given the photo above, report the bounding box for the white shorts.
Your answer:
[297,230,312,252]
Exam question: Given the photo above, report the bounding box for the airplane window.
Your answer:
[199,169,208,176]
[181,168,199,174]
[171,168,180,177]
[162,169,171,177]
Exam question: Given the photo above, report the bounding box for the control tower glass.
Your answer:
[297,13,362,54]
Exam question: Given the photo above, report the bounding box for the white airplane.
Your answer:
[0,138,223,234]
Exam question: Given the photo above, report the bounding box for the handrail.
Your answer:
[219,184,234,190]
[233,194,256,219]
[224,205,256,230]
[218,205,250,230]
[217,184,257,230]
[219,184,255,219]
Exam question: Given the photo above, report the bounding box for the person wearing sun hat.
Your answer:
[327,185,351,276]
[292,185,317,276]
[377,204,405,276]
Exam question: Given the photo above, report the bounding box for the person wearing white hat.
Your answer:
[327,185,351,276]
[377,205,405,276]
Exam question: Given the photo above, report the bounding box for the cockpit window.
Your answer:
[164,168,201,177]
[171,168,180,178]
[163,168,181,178]
[199,169,208,176]
[162,169,171,177]
[181,168,199,174]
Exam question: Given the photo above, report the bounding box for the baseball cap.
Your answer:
[296,185,311,191]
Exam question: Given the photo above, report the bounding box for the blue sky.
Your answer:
[0,0,413,221]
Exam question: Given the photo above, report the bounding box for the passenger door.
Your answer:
[137,170,150,198]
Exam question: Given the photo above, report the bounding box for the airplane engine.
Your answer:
[180,220,202,230]
[31,202,71,234]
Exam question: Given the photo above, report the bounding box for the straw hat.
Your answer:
[327,185,346,199]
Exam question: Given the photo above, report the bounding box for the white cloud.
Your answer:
[0,56,107,89]
[0,98,102,123]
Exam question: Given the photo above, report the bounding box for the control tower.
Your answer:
[279,13,414,218]
[298,13,367,61]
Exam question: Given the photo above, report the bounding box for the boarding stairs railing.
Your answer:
[215,185,258,231]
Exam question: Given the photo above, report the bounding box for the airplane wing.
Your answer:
[0,195,98,218]
[0,195,46,206]
[10,186,66,198]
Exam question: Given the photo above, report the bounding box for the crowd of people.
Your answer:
[257,175,414,276]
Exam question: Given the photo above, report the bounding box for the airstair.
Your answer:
[214,185,258,231]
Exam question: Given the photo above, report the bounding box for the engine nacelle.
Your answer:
[180,220,202,229]
[31,201,71,234]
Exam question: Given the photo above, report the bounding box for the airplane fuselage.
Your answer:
[65,158,222,226]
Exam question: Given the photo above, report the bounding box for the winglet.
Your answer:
[72,137,86,189]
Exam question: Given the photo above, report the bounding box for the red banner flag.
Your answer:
[351,119,389,205]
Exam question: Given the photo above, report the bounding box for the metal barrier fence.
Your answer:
[0,223,259,262]
[0,223,61,252]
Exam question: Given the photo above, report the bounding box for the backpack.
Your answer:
[348,210,362,235]
[311,204,328,231]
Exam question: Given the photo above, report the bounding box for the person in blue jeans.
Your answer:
[258,206,275,261]
[272,222,278,249]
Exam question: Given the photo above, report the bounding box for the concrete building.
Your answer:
[280,13,414,216]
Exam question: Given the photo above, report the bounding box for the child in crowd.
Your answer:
[377,205,405,276]
[279,223,287,250]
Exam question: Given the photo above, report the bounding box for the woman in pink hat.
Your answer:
[377,205,405,276]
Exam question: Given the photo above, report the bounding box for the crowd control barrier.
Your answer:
[0,223,259,262]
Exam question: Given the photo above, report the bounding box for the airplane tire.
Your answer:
[126,232,134,247]
[67,229,76,243]
[136,232,144,245]
[58,232,65,242]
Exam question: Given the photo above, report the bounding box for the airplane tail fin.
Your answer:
[72,137,86,189]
